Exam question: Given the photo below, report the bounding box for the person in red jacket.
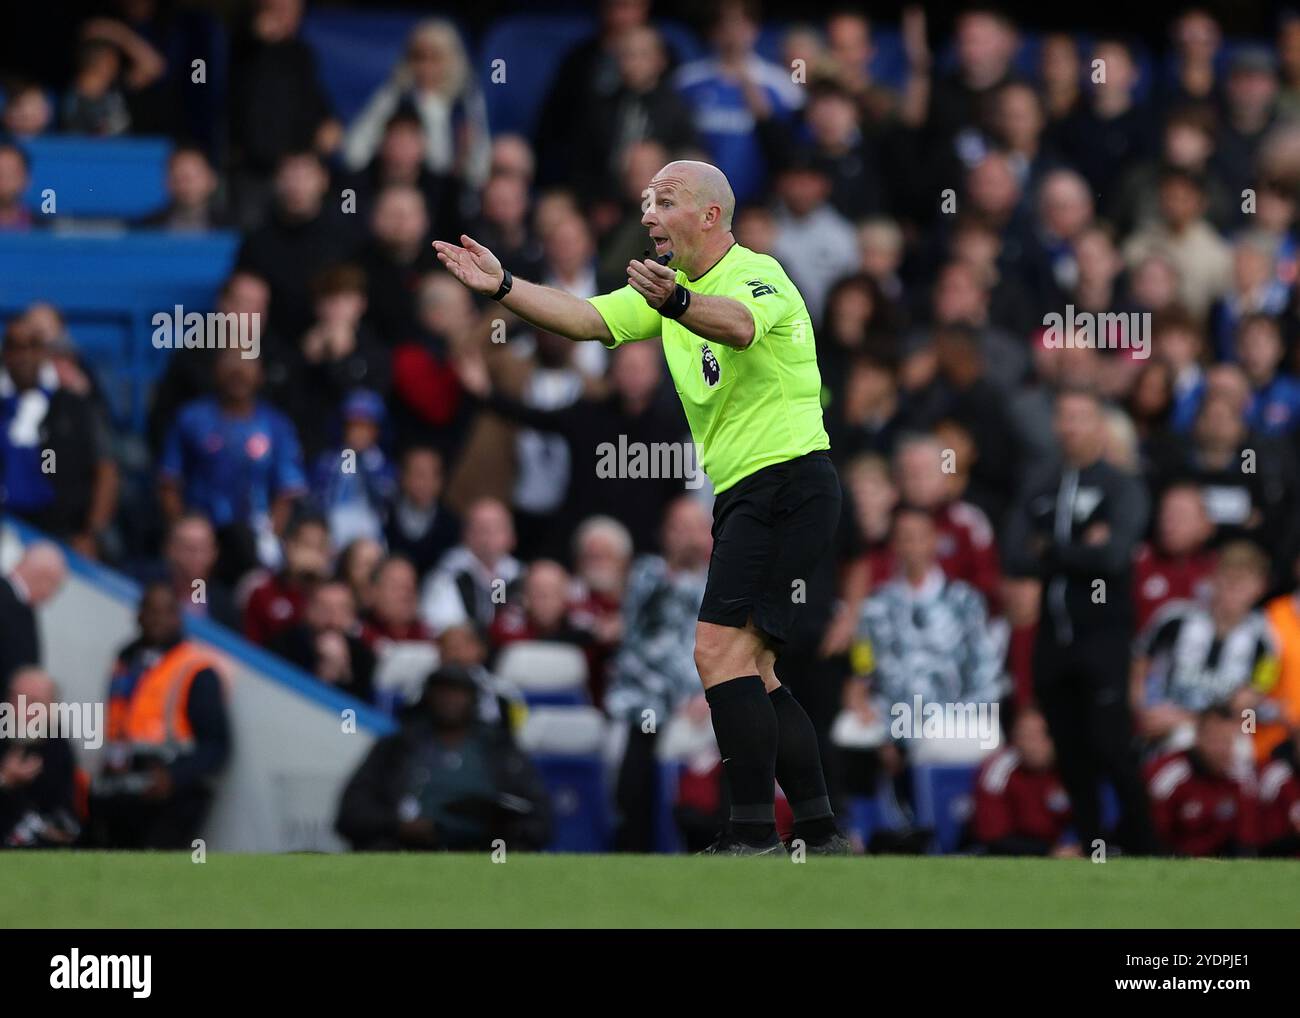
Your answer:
[1145,705,1259,857]
[972,708,1076,856]
[1133,483,1216,630]
[243,513,332,646]
[1257,728,1300,857]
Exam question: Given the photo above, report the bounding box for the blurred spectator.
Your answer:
[390,273,479,461]
[270,579,375,701]
[1237,313,1300,437]
[469,171,546,289]
[62,37,132,136]
[770,155,859,324]
[0,667,79,848]
[1145,705,1257,857]
[607,496,712,851]
[1054,37,1153,203]
[335,665,551,851]
[458,338,689,555]
[438,623,520,731]
[337,536,384,616]
[147,269,275,459]
[1122,167,1232,321]
[243,512,332,647]
[0,144,33,231]
[267,265,390,461]
[137,145,229,231]
[164,512,238,630]
[845,506,1005,740]
[382,446,459,583]
[885,433,1001,606]
[971,708,1075,856]
[342,19,490,188]
[574,25,697,207]
[488,559,590,656]
[0,542,66,694]
[228,0,339,226]
[1132,541,1276,753]
[673,0,803,204]
[419,497,522,634]
[237,151,356,342]
[827,346,903,464]
[1,316,118,554]
[362,555,437,706]
[535,0,653,187]
[1133,484,1217,630]
[1258,726,1300,856]
[1150,307,1208,432]
[158,347,308,575]
[357,181,439,347]
[0,81,53,141]
[91,582,230,848]
[914,258,1029,393]
[1162,10,1223,109]
[1217,47,1281,204]
[597,139,671,291]
[567,514,633,699]
[1004,388,1154,853]
[1212,239,1290,360]
[309,389,396,548]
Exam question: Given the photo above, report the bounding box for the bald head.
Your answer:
[10,542,67,606]
[651,160,736,230]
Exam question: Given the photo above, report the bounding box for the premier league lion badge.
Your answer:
[700,344,721,387]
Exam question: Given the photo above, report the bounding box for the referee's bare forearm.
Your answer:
[498,278,613,344]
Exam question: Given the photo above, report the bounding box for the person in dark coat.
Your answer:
[336,665,551,851]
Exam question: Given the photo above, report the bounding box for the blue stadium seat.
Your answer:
[911,763,979,854]
[0,230,239,429]
[20,137,171,220]
[534,754,611,852]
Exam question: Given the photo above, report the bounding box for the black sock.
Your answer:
[705,675,777,845]
[770,685,838,843]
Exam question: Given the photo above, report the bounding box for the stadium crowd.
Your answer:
[2,0,1300,857]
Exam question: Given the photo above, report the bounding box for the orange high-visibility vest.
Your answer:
[1260,595,1300,762]
[107,642,215,750]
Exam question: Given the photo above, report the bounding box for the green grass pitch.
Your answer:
[4,853,1299,927]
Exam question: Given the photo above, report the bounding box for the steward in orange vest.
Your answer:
[90,582,230,848]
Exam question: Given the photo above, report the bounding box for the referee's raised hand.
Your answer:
[433,234,504,296]
[626,257,676,309]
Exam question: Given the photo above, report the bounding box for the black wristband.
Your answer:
[659,283,690,320]
[491,269,513,301]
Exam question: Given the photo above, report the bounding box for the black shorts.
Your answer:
[698,450,841,645]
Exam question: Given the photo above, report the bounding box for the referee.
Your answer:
[435,160,845,855]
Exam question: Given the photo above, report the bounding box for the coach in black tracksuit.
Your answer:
[1004,388,1155,855]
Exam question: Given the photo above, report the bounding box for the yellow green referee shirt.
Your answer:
[587,243,830,493]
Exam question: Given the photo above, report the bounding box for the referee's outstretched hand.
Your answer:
[434,235,504,296]
[627,257,676,309]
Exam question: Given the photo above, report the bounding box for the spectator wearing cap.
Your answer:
[335,664,551,851]
[1217,46,1281,206]
[309,389,396,549]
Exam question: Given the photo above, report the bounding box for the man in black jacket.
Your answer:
[336,665,551,851]
[0,542,67,696]
[1004,387,1155,854]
